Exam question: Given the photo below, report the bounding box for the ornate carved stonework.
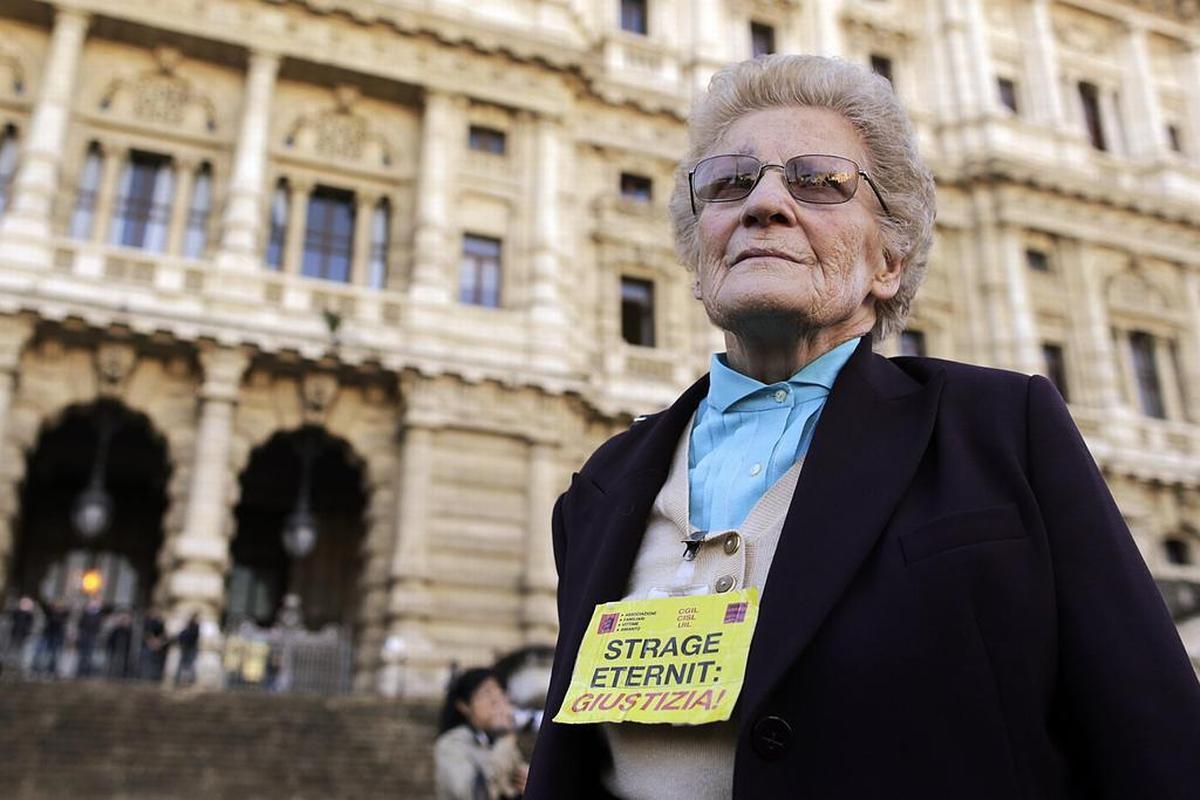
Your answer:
[99,47,218,134]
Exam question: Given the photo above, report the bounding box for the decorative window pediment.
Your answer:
[97,47,217,136]
[1106,268,1174,318]
[282,85,394,169]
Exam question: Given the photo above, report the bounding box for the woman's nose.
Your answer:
[740,169,799,228]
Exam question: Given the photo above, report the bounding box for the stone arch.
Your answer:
[0,335,201,606]
[230,367,400,682]
[7,397,171,612]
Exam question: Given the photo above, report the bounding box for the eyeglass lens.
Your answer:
[692,154,860,205]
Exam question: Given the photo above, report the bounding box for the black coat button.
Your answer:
[752,715,792,760]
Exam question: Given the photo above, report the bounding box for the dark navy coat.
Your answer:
[526,336,1200,799]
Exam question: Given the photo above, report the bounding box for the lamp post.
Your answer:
[281,430,319,560]
[71,407,116,540]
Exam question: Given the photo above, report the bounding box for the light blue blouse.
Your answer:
[687,337,861,532]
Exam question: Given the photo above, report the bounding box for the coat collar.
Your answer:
[557,336,944,723]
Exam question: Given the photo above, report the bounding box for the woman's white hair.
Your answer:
[668,54,937,340]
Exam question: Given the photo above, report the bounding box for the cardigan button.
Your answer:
[714,575,735,593]
[752,715,792,760]
[723,532,741,555]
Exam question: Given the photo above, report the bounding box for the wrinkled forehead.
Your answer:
[707,106,870,169]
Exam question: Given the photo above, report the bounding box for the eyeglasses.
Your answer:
[688,153,890,216]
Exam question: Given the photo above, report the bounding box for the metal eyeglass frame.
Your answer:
[688,153,891,217]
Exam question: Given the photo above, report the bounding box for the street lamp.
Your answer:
[72,407,116,540]
[281,431,319,560]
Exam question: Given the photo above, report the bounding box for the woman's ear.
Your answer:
[455,699,471,719]
[870,252,905,302]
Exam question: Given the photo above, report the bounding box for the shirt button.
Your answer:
[772,389,788,403]
[749,463,762,476]
[723,532,741,555]
[715,575,736,593]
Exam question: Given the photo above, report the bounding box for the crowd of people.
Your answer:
[2,595,200,686]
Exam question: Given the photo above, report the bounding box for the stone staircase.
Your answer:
[0,679,439,799]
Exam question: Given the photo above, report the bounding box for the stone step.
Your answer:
[0,680,439,799]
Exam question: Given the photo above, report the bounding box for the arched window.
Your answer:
[110,150,174,252]
[182,162,212,259]
[265,179,289,270]
[0,124,19,215]
[368,198,390,289]
[69,143,103,239]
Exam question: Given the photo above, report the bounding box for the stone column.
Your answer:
[529,116,566,324]
[0,316,33,598]
[1064,240,1121,412]
[1180,42,1200,159]
[1025,0,1065,125]
[350,191,375,287]
[0,8,90,252]
[380,422,440,698]
[410,90,461,303]
[521,442,560,645]
[282,178,312,276]
[1154,336,1184,422]
[167,346,248,685]
[93,143,126,244]
[961,0,997,118]
[1122,24,1166,161]
[809,0,843,57]
[165,157,198,256]
[1181,271,1200,423]
[998,226,1043,375]
[214,51,279,272]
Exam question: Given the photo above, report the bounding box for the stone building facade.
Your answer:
[0,0,1197,696]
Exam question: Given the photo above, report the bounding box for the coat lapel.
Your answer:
[549,377,709,706]
[737,337,945,722]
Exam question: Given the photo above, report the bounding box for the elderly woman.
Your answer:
[524,55,1200,799]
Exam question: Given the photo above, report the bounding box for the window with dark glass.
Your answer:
[69,143,103,240]
[0,124,18,215]
[997,77,1019,114]
[468,125,507,155]
[899,329,926,357]
[302,186,356,283]
[182,163,212,259]
[620,277,655,347]
[1129,331,1165,419]
[1164,537,1192,566]
[1167,124,1184,154]
[621,0,649,34]
[1025,247,1050,272]
[870,54,894,86]
[368,199,390,290]
[1078,82,1107,151]
[459,234,502,307]
[620,172,653,203]
[1041,343,1069,402]
[750,22,776,57]
[265,179,289,270]
[110,150,174,252]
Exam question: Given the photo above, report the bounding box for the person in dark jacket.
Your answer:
[526,54,1200,799]
[32,600,68,678]
[105,609,133,679]
[173,613,201,687]
[74,598,104,678]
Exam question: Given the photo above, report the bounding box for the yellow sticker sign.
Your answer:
[554,589,759,725]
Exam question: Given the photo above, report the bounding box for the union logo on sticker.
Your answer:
[723,602,748,624]
[597,613,619,634]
